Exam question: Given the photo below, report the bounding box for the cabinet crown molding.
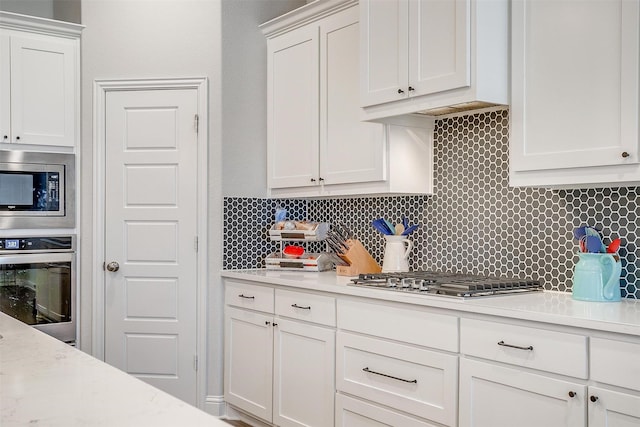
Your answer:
[0,11,84,38]
[260,0,357,38]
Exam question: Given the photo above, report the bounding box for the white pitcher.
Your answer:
[382,235,412,272]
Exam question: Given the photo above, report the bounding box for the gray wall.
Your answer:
[0,0,80,23]
[221,0,305,197]
[80,0,304,413]
[0,0,54,19]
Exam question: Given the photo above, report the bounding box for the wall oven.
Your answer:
[0,151,75,229]
[0,235,76,343]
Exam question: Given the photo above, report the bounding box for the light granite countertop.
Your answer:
[221,269,640,337]
[0,312,225,427]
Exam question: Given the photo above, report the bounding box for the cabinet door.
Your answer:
[0,32,9,143]
[408,0,470,96]
[589,387,640,427]
[360,0,409,106]
[10,34,76,147]
[336,393,440,427]
[320,6,385,186]
[224,307,274,422]
[267,25,319,189]
[511,0,640,172]
[459,359,586,427]
[273,318,335,427]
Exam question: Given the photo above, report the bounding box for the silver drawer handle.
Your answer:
[362,367,417,384]
[497,340,533,351]
[291,304,311,310]
[238,294,255,299]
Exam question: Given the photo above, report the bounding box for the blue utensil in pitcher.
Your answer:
[572,253,622,302]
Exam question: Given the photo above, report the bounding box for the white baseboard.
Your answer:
[204,395,226,417]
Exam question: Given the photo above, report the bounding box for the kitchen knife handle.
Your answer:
[291,304,311,310]
[238,294,255,299]
[497,340,533,351]
[362,367,417,384]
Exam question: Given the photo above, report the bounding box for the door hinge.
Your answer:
[193,355,198,371]
[195,114,199,134]
[194,236,199,252]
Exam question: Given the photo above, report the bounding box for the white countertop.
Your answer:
[221,269,640,337]
[0,313,225,427]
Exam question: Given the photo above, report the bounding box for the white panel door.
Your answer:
[267,24,319,189]
[459,359,586,427]
[320,6,385,186]
[589,387,640,427]
[273,318,335,427]
[360,0,409,106]
[104,89,198,405]
[10,34,75,146]
[408,0,470,96]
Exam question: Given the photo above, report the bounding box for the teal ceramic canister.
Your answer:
[572,253,622,302]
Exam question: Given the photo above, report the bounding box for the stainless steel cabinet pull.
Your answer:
[497,340,533,351]
[238,294,255,299]
[362,367,417,384]
[291,304,311,310]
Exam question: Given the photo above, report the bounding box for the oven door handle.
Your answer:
[0,252,73,265]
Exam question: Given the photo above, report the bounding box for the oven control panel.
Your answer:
[0,236,74,252]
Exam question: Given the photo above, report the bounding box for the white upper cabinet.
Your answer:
[267,24,319,189]
[360,0,508,121]
[0,12,82,148]
[263,0,434,198]
[510,0,640,188]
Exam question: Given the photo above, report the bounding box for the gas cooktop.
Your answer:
[349,271,543,298]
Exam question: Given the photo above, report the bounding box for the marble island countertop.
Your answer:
[221,269,640,337]
[0,313,225,427]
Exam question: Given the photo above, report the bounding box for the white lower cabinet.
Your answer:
[588,386,640,427]
[459,358,587,427]
[225,307,274,421]
[336,331,457,426]
[224,277,640,427]
[224,282,335,427]
[589,337,640,427]
[336,393,439,427]
[273,318,335,427]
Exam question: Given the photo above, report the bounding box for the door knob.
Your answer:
[106,261,120,272]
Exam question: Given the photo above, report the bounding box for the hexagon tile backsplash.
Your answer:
[223,109,639,298]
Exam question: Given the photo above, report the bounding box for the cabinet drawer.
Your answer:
[275,289,336,326]
[336,393,440,427]
[460,318,587,378]
[225,280,274,313]
[336,331,457,425]
[591,337,640,391]
[337,299,458,352]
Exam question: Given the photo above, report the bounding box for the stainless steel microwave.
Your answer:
[0,151,75,229]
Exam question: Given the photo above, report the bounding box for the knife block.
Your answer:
[336,239,381,276]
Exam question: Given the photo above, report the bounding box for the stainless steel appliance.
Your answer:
[0,235,76,342]
[349,271,542,298]
[0,151,75,229]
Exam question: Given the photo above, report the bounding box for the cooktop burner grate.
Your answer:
[349,271,543,298]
